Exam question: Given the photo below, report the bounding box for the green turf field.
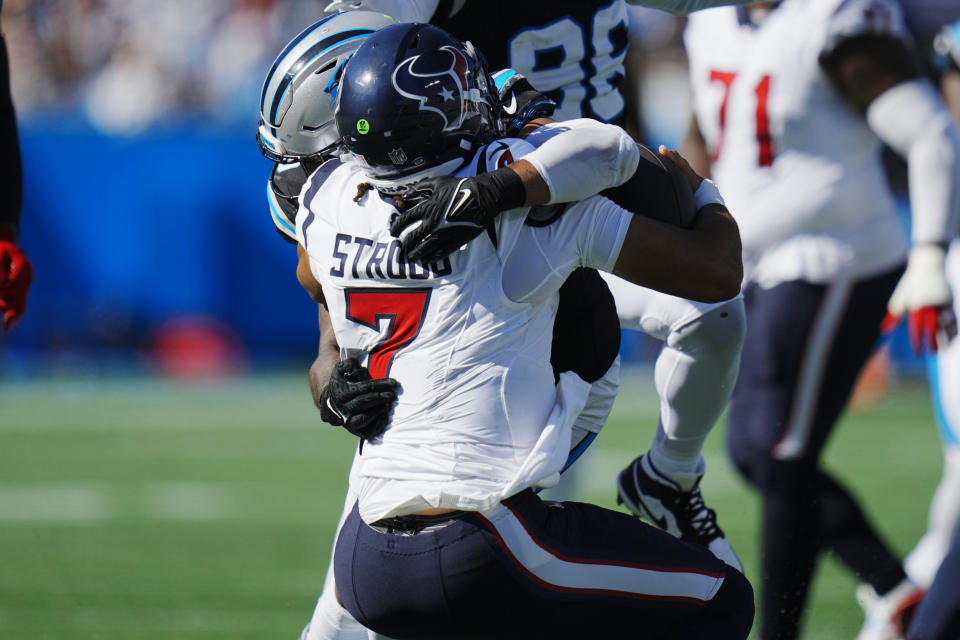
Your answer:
[0,368,943,639]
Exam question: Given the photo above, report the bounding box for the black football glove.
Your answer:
[319,358,399,440]
[497,72,556,137]
[389,167,526,263]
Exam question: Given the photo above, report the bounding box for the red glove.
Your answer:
[0,228,33,331]
[884,245,957,353]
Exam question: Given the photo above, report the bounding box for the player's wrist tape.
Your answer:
[476,166,526,215]
[694,179,725,209]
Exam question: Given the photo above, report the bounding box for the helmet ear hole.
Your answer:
[315,60,338,75]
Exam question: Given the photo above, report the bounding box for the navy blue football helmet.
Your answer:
[334,22,499,192]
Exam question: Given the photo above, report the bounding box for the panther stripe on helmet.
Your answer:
[266,28,379,125]
[259,14,337,113]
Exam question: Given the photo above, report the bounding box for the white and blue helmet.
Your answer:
[257,11,396,163]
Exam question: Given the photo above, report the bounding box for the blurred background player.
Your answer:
[0,1,31,333]
[682,0,960,638]
[321,0,750,574]
[898,3,960,590]
[900,16,960,640]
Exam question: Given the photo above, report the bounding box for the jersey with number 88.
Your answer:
[432,0,629,123]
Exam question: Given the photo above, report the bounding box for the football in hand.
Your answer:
[601,143,698,228]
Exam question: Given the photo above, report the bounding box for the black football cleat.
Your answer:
[617,453,742,571]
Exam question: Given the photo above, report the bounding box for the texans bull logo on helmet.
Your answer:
[392,45,472,133]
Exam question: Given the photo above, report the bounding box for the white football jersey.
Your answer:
[685,0,910,287]
[296,140,632,522]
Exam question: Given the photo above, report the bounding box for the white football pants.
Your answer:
[602,273,746,489]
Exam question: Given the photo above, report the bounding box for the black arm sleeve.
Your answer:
[0,34,23,233]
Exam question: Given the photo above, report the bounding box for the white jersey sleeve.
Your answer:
[522,119,639,204]
[822,0,910,53]
[478,132,634,302]
[867,79,960,245]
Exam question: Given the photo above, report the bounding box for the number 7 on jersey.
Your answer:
[344,288,432,379]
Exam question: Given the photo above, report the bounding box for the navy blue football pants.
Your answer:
[907,530,960,640]
[335,489,753,639]
[728,268,906,640]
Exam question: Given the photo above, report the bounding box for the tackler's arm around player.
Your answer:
[612,152,743,304]
[297,244,400,441]
[394,134,743,304]
[390,116,641,262]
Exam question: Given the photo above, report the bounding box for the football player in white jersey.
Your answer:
[683,1,960,639]
[259,14,622,640]
[293,21,752,639]
[257,11,743,640]
[326,0,752,578]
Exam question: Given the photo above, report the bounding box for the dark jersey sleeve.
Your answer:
[432,0,629,125]
[0,34,23,233]
[268,163,310,244]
